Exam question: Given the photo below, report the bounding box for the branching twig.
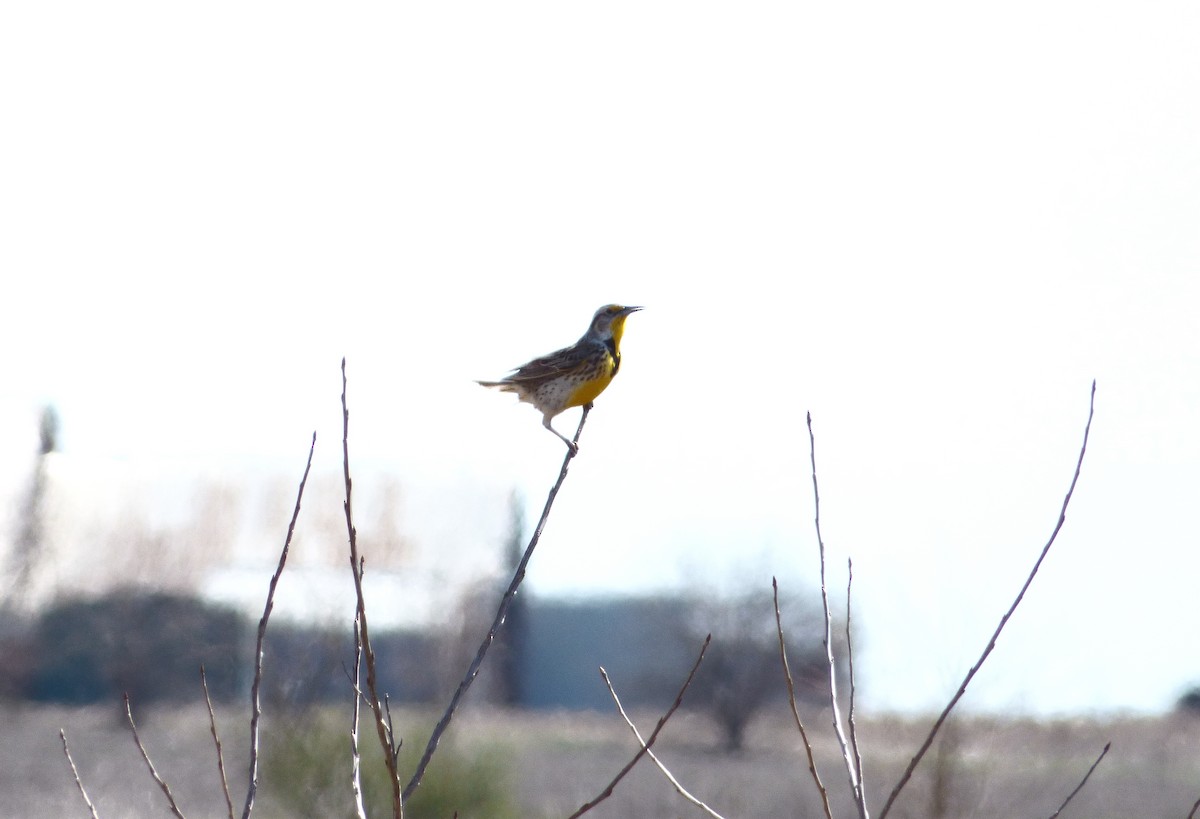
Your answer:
[600,665,727,819]
[878,380,1097,818]
[341,359,403,818]
[201,665,234,819]
[125,693,187,819]
[569,634,711,819]
[1047,741,1109,819]
[807,411,868,819]
[350,611,367,819]
[773,577,833,819]
[59,729,100,819]
[241,431,316,819]
[404,403,593,802]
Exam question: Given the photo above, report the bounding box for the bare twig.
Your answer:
[241,431,316,819]
[125,693,187,819]
[845,558,866,795]
[350,612,367,819]
[341,359,404,818]
[773,577,833,819]
[879,380,1097,818]
[200,665,234,819]
[600,666,727,819]
[59,729,100,819]
[404,403,592,802]
[1047,741,1110,819]
[384,694,398,755]
[1188,794,1200,819]
[569,634,711,819]
[807,411,868,819]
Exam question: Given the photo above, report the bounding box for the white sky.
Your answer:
[2,1,1199,715]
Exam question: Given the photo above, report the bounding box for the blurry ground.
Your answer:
[2,701,1198,818]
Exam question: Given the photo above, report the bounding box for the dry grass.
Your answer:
[7,700,1199,819]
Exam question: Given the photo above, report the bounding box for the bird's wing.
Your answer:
[503,342,595,383]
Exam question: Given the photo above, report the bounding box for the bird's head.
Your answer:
[588,304,642,345]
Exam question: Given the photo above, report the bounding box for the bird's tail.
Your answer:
[478,380,529,402]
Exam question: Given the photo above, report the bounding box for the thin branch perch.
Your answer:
[878,380,1097,818]
[241,431,316,819]
[404,403,593,801]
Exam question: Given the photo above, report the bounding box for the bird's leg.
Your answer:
[543,415,579,456]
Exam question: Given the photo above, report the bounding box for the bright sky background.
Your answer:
[3,2,1199,716]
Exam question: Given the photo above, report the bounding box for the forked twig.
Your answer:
[350,611,367,819]
[773,577,833,819]
[1047,741,1110,819]
[404,403,592,802]
[569,634,711,819]
[200,665,235,819]
[600,666,727,819]
[242,431,316,819]
[341,359,404,817]
[807,411,868,819]
[125,693,187,819]
[59,729,100,819]
[878,380,1097,818]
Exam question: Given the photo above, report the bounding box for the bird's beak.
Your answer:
[622,305,643,315]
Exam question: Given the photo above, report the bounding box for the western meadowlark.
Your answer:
[477,304,642,455]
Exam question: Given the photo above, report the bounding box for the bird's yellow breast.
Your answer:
[564,355,616,408]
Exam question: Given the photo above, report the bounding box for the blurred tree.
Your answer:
[5,405,58,609]
[436,489,530,708]
[680,584,835,752]
[495,490,526,706]
[928,715,969,818]
[1176,686,1200,714]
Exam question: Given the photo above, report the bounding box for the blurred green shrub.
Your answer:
[262,711,520,819]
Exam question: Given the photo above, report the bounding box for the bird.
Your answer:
[477,304,642,455]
